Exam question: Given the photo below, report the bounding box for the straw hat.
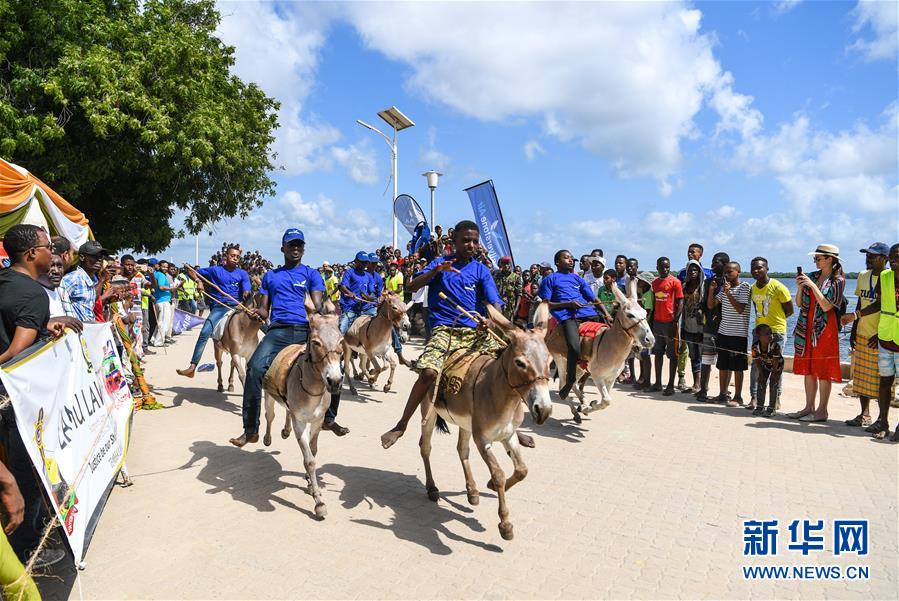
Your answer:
[808,244,839,258]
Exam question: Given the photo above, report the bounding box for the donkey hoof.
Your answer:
[467,492,480,506]
[314,503,327,519]
[281,428,290,439]
[354,374,364,382]
[599,400,610,410]
[383,384,391,393]
[217,384,224,393]
[572,412,583,424]
[349,387,358,397]
[263,435,272,446]
[499,523,514,540]
[426,487,440,502]
[227,385,234,393]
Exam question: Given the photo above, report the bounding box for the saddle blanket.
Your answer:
[263,343,305,399]
[211,310,235,341]
[437,349,493,401]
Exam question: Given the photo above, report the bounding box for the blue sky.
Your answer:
[158,0,898,273]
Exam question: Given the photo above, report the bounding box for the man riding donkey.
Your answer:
[176,244,252,379]
[380,220,535,449]
[364,253,413,367]
[229,228,347,447]
[540,249,609,400]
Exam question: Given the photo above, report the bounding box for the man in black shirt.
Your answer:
[0,224,80,568]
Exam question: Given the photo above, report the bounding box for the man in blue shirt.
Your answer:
[338,252,374,335]
[149,259,181,346]
[381,220,505,450]
[539,249,606,399]
[363,253,384,317]
[230,228,330,447]
[177,245,252,378]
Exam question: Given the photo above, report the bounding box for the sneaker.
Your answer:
[676,376,687,390]
[763,407,775,417]
[752,406,764,416]
[30,547,66,569]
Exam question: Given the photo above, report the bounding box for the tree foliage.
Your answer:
[0,0,279,252]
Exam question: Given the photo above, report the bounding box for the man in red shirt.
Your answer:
[650,257,684,395]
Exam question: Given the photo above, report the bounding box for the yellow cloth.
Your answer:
[751,279,792,334]
[855,270,880,339]
[0,157,88,225]
[385,273,403,295]
[0,530,40,601]
[324,274,340,302]
[878,269,898,344]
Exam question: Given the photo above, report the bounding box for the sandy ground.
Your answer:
[33,327,898,600]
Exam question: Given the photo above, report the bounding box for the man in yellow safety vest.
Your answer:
[874,243,899,441]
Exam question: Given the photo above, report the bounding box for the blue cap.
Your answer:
[147,257,158,266]
[860,242,889,257]
[355,251,369,262]
[282,228,305,244]
[367,253,380,263]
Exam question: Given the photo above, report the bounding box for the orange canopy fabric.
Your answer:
[0,158,88,225]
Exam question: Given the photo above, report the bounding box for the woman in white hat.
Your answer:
[789,244,845,422]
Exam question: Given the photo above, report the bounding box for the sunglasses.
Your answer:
[30,243,52,252]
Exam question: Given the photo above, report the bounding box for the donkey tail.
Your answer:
[435,415,450,434]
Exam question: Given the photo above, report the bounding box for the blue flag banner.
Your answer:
[464,180,514,268]
[172,308,206,334]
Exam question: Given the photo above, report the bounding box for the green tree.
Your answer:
[0,0,279,252]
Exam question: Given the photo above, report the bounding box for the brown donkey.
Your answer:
[342,291,410,394]
[213,292,264,392]
[262,298,343,519]
[419,303,553,541]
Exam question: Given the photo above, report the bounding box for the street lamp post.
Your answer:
[356,106,414,250]
[422,170,443,229]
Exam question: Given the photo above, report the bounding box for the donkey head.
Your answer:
[306,294,343,393]
[485,303,553,425]
[611,285,655,349]
[379,291,410,342]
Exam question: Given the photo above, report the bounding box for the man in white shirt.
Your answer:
[583,255,607,297]
[37,253,74,318]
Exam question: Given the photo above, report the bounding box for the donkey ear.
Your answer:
[626,278,638,301]
[532,301,550,332]
[321,298,335,316]
[485,303,514,334]
[612,283,629,305]
[304,292,316,315]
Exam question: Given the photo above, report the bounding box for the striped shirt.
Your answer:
[716,282,751,337]
[60,266,98,322]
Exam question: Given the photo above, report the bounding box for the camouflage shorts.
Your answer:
[417,325,501,373]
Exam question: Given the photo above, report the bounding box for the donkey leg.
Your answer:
[475,437,513,540]
[235,355,248,389]
[227,355,237,392]
[214,344,224,392]
[281,410,292,439]
[501,435,528,491]
[383,351,397,393]
[457,428,479,505]
[367,354,382,387]
[419,406,440,502]
[292,416,327,519]
[263,394,276,446]
[343,345,358,396]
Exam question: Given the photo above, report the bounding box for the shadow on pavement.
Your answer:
[180,440,316,519]
[320,463,503,555]
[687,405,881,439]
[161,385,242,415]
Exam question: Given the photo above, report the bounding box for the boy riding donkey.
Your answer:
[380,220,535,449]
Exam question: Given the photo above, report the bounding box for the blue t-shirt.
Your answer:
[261,264,325,325]
[153,271,172,303]
[538,271,598,321]
[340,268,370,312]
[197,265,251,308]
[424,256,503,329]
[367,271,384,297]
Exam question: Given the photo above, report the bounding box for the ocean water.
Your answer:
[775,278,856,362]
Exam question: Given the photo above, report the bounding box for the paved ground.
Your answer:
[37,328,897,599]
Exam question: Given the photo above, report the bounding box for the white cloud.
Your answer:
[773,1,803,15]
[848,0,899,63]
[279,191,384,258]
[420,127,450,170]
[216,1,345,176]
[331,140,379,185]
[645,211,694,236]
[524,140,545,161]
[280,191,336,226]
[341,2,749,191]
[708,205,738,219]
[731,103,898,214]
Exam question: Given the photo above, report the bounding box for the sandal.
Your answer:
[873,430,888,440]
[648,384,663,393]
[787,410,812,419]
[845,415,867,427]
[663,386,675,396]
[892,429,899,443]
[865,420,883,433]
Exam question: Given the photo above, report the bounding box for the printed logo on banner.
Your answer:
[33,408,79,534]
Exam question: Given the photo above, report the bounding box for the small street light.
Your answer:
[422,170,443,229]
[356,106,415,249]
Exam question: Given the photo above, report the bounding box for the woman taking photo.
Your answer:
[789,244,845,422]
